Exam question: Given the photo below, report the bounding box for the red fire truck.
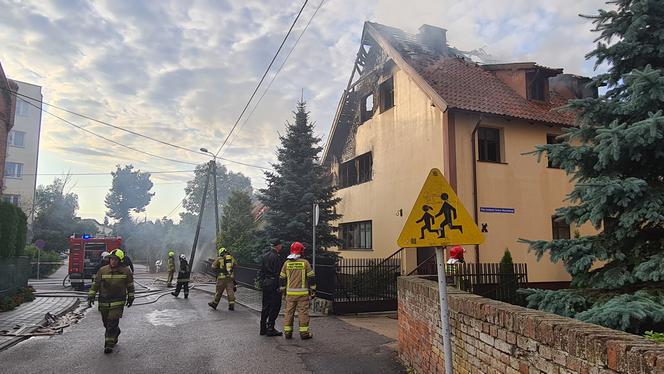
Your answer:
[68,235,122,290]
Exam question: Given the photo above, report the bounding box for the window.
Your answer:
[546,134,563,168]
[379,77,394,112]
[15,99,29,117]
[552,217,570,240]
[527,71,546,101]
[339,221,372,249]
[478,127,501,162]
[338,152,372,188]
[8,130,26,147]
[1,194,20,206]
[360,93,374,122]
[5,162,23,178]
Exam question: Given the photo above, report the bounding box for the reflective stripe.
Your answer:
[99,301,125,308]
[105,337,116,342]
[299,326,309,332]
[217,274,233,279]
[286,291,309,296]
[287,288,308,292]
[279,272,286,278]
[284,326,293,332]
[88,290,96,296]
[127,293,134,298]
[286,262,305,270]
[101,274,127,279]
[306,271,315,277]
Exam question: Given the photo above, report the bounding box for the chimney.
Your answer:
[418,24,447,56]
[549,74,597,100]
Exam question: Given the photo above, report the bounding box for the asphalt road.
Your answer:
[0,286,405,374]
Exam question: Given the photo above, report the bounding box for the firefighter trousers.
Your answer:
[166,271,174,286]
[101,309,123,348]
[284,295,310,336]
[174,281,189,297]
[213,277,235,305]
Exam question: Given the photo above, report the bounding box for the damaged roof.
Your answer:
[367,22,576,126]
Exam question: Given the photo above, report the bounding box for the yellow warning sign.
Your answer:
[397,168,484,248]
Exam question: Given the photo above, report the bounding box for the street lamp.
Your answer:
[200,148,220,238]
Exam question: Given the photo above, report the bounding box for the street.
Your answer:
[0,268,405,374]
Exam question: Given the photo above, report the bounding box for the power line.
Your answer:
[214,0,309,157]
[221,0,326,158]
[17,97,201,166]
[6,89,271,170]
[24,170,196,176]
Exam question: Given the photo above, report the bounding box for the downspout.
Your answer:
[470,117,483,264]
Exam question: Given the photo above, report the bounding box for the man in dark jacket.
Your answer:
[259,239,284,336]
[171,254,190,299]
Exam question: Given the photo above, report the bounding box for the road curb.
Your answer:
[0,297,80,352]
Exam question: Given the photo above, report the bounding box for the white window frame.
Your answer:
[8,130,26,148]
[1,194,20,206]
[15,99,29,117]
[5,162,24,178]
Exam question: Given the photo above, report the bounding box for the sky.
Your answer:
[0,0,608,222]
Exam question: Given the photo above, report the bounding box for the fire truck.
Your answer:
[68,234,122,290]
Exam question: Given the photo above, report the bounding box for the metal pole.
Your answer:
[189,163,211,269]
[435,246,454,374]
[37,247,40,280]
[312,203,316,271]
[211,159,220,238]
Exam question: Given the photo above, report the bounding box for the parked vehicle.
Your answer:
[68,235,122,290]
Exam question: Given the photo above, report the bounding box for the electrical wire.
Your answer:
[21,170,195,176]
[5,89,271,170]
[220,0,326,158]
[214,0,309,157]
[17,97,201,166]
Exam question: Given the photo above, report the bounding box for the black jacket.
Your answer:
[259,250,283,289]
[122,255,134,273]
[177,259,190,281]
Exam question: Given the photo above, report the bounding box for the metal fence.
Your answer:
[447,263,529,305]
[0,257,30,297]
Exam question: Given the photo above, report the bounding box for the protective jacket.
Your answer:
[88,265,135,312]
[167,257,175,272]
[177,259,190,282]
[212,253,236,279]
[279,258,316,296]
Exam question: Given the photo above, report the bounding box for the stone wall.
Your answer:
[398,276,664,374]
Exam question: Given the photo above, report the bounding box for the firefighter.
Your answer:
[87,249,135,354]
[166,251,175,287]
[208,247,237,311]
[171,254,190,299]
[279,242,316,340]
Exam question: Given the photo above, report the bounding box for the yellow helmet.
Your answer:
[109,249,125,261]
[218,247,227,255]
[168,251,175,257]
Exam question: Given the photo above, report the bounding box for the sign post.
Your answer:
[397,168,484,374]
[312,203,319,270]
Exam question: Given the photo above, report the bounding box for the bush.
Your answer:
[645,331,664,343]
[0,202,28,257]
[0,287,35,312]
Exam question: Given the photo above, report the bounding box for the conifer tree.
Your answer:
[522,0,664,333]
[217,190,257,264]
[259,100,342,257]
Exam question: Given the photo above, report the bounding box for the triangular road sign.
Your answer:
[397,168,484,248]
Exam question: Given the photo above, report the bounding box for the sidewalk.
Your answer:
[0,296,79,351]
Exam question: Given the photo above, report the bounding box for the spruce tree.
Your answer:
[217,190,258,264]
[522,0,664,333]
[259,100,342,258]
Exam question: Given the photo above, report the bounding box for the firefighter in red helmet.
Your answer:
[279,242,316,339]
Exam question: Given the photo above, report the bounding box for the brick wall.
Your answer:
[398,276,664,374]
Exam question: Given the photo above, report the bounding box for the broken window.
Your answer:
[338,152,372,188]
[379,77,394,112]
[527,71,547,101]
[361,93,374,122]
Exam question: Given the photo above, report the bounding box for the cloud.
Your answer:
[0,0,608,220]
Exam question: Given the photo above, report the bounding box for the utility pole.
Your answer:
[189,161,212,269]
[200,148,220,238]
[312,203,319,271]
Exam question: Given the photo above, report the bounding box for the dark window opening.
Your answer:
[361,93,374,122]
[339,152,372,188]
[527,71,546,101]
[547,134,563,168]
[552,217,571,240]
[339,220,372,249]
[478,127,501,162]
[379,77,394,112]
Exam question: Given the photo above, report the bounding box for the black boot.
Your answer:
[184,294,188,299]
[266,327,283,337]
[228,304,234,311]
[104,346,113,354]
[260,326,267,336]
[171,292,178,297]
[208,302,217,310]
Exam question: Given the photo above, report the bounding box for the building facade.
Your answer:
[3,80,42,221]
[323,22,596,284]
[0,61,18,193]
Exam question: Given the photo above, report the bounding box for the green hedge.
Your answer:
[0,202,27,258]
[24,245,62,278]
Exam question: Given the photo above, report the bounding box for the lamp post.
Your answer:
[200,148,220,238]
